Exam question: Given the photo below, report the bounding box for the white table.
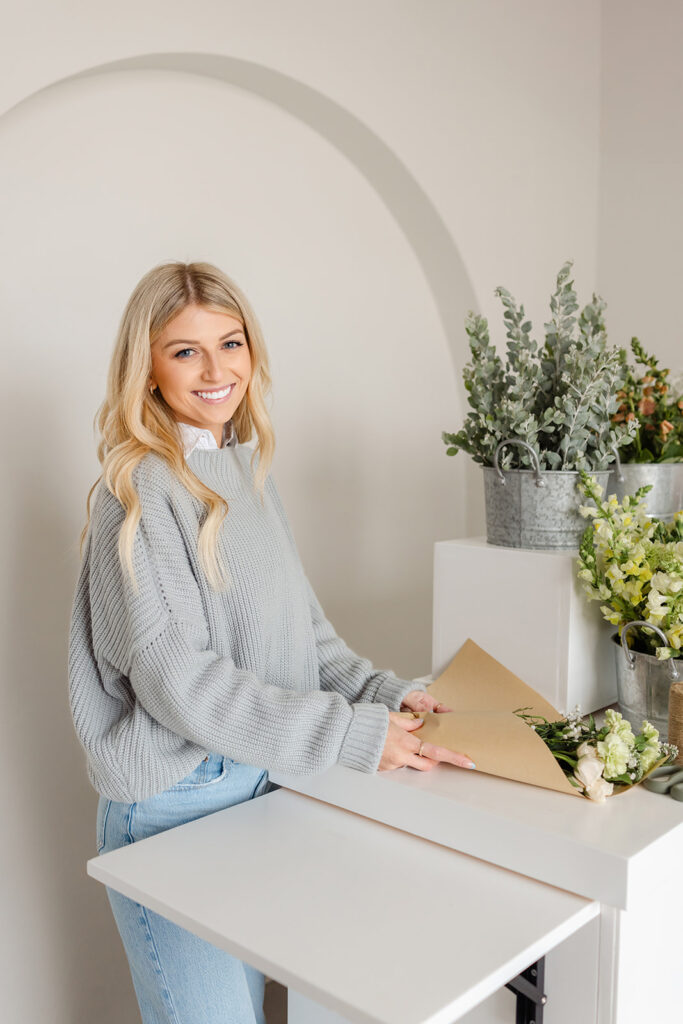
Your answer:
[89,787,598,1024]
[270,762,683,1023]
[87,716,683,1024]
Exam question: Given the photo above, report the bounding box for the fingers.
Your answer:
[379,718,475,773]
[419,742,475,769]
[405,739,443,772]
[410,740,475,770]
[407,754,438,772]
[400,692,454,714]
[400,691,443,713]
[389,712,424,733]
[400,690,442,713]
[378,719,425,772]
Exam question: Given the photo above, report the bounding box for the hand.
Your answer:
[378,712,475,772]
[400,690,453,715]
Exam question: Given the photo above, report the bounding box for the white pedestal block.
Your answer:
[433,537,616,714]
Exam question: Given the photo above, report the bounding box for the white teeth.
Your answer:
[196,385,234,400]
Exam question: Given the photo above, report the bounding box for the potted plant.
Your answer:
[609,338,683,519]
[576,473,683,740]
[442,261,635,549]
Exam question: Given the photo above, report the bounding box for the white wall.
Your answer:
[598,0,683,370]
[0,2,606,1021]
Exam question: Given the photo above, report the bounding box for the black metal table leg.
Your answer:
[505,957,547,1023]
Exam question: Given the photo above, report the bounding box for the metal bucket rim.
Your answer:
[481,467,611,478]
[618,461,683,470]
[610,631,682,665]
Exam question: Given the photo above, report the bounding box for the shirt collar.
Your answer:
[178,420,237,457]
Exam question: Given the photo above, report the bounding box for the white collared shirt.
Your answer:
[178,419,237,457]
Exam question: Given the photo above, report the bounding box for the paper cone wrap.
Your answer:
[415,639,581,797]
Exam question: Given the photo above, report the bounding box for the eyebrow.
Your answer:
[160,328,245,351]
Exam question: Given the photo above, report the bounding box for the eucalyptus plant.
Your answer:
[443,262,636,471]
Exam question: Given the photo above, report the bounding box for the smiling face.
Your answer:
[150,303,252,446]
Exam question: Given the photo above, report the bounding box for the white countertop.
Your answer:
[89,789,598,1024]
[270,761,683,909]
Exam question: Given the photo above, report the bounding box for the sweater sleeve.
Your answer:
[266,476,426,711]
[86,481,389,778]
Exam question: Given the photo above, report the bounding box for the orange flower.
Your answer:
[638,397,656,416]
[642,386,654,397]
[626,412,637,421]
[661,420,674,437]
[641,375,655,384]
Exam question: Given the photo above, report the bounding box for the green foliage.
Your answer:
[442,262,636,471]
[612,337,683,463]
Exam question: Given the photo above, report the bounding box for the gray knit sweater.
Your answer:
[68,443,423,801]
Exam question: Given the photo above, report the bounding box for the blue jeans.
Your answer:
[97,754,269,1024]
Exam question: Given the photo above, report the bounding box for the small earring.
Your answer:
[149,384,156,393]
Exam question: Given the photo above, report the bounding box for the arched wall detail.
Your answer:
[0,51,477,370]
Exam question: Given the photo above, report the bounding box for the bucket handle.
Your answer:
[493,439,544,487]
[610,445,625,484]
[621,621,679,680]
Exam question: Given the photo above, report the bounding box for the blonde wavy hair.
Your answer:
[81,261,275,591]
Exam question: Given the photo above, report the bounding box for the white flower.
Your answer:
[574,742,614,801]
[584,777,614,803]
[606,563,625,583]
[594,520,612,542]
[575,749,604,789]
[665,369,683,401]
[651,571,683,595]
[639,721,662,774]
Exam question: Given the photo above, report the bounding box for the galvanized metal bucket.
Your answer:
[612,622,680,742]
[608,451,683,520]
[483,439,611,549]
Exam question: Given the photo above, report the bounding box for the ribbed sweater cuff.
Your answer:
[374,674,427,711]
[338,702,389,773]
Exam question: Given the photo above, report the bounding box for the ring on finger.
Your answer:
[417,741,425,757]
[434,702,443,712]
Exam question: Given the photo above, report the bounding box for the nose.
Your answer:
[200,351,223,382]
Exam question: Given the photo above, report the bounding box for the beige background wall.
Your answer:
[3,2,678,1021]
[598,0,683,365]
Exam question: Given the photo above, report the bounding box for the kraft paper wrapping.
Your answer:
[414,639,581,797]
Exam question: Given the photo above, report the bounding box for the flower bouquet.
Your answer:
[576,472,683,659]
[412,639,675,803]
[514,707,676,803]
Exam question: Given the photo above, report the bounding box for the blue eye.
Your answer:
[173,339,244,359]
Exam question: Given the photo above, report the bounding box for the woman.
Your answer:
[68,261,474,1024]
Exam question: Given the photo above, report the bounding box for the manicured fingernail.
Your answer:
[466,762,476,769]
